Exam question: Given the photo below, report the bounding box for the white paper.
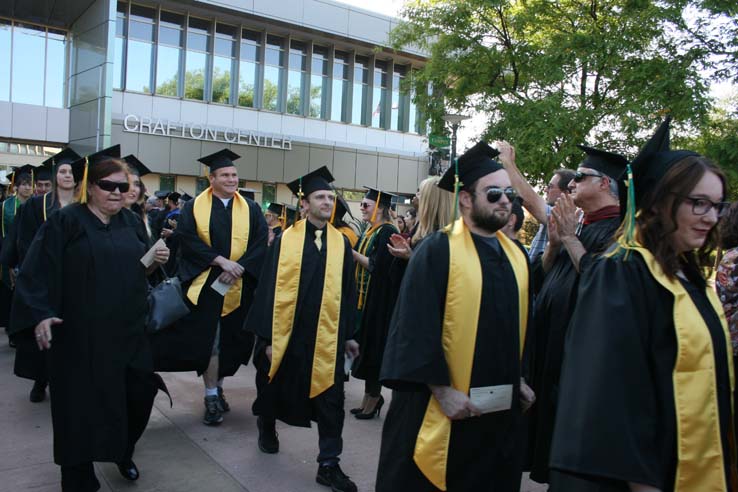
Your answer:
[140,238,167,268]
[211,278,232,296]
[469,384,513,414]
[344,352,354,376]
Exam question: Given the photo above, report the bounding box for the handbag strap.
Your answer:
[158,265,171,281]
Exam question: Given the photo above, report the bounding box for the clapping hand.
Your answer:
[387,233,412,260]
[552,193,578,240]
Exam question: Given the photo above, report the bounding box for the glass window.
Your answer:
[0,20,11,101]
[352,55,369,125]
[196,176,209,194]
[184,17,210,101]
[126,5,154,93]
[372,60,388,128]
[12,24,46,105]
[159,175,175,192]
[114,2,126,90]
[238,29,261,108]
[156,11,183,96]
[263,35,284,111]
[309,45,329,118]
[262,183,276,209]
[331,50,349,122]
[212,23,235,104]
[287,40,306,115]
[45,30,66,108]
[391,65,407,131]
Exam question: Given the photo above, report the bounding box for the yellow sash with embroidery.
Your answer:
[186,188,250,316]
[268,220,345,398]
[625,244,735,492]
[413,218,529,491]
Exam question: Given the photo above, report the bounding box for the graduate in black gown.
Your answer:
[121,154,153,239]
[528,145,627,483]
[549,117,738,492]
[376,142,535,492]
[9,153,170,491]
[13,148,80,403]
[265,202,284,246]
[150,148,267,425]
[246,167,359,492]
[350,187,398,419]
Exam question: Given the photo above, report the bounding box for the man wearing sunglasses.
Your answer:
[150,148,268,427]
[376,141,534,492]
[528,145,627,485]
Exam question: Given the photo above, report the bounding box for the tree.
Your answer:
[392,0,738,183]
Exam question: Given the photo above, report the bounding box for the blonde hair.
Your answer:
[412,176,454,246]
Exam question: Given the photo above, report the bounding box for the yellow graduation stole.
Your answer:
[625,244,735,492]
[268,219,345,398]
[337,225,358,249]
[413,218,529,491]
[186,188,250,316]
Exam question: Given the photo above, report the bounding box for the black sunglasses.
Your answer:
[96,180,130,193]
[573,171,604,183]
[481,186,518,203]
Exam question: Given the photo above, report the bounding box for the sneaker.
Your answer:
[256,416,279,453]
[217,387,230,413]
[29,380,47,403]
[316,464,357,492]
[203,395,223,426]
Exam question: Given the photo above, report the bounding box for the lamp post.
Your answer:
[442,113,471,174]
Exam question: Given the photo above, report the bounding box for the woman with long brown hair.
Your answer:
[549,117,737,492]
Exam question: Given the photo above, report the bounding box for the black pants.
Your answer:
[365,378,382,397]
[60,462,100,492]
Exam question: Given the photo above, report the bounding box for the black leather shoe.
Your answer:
[355,395,384,420]
[257,416,279,454]
[316,464,357,492]
[217,387,230,413]
[116,460,139,481]
[29,380,47,403]
[203,395,223,426]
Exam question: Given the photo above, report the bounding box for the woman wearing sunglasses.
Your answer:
[10,148,169,491]
[549,117,737,492]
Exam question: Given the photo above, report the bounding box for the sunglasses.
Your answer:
[96,180,130,193]
[481,187,518,203]
[359,202,372,209]
[573,171,604,183]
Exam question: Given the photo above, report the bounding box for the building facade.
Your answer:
[0,0,429,206]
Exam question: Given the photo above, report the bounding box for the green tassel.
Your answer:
[623,163,636,246]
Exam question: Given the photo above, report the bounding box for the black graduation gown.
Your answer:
[12,194,59,381]
[9,204,154,466]
[352,223,398,382]
[548,253,734,491]
[377,231,532,492]
[528,216,619,482]
[247,220,356,427]
[0,199,22,328]
[150,196,267,377]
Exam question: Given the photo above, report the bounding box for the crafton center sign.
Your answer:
[122,114,293,151]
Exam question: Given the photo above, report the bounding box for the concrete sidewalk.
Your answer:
[0,333,546,492]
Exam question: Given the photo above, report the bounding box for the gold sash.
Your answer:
[268,220,345,398]
[627,244,734,492]
[354,222,388,310]
[186,188,250,316]
[413,218,529,490]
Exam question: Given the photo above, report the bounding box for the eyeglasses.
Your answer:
[573,171,604,183]
[681,196,730,217]
[96,180,130,193]
[482,186,518,203]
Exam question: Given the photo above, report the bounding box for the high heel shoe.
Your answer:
[350,395,369,415]
[355,395,384,420]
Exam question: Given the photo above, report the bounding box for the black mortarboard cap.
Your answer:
[287,166,335,198]
[167,192,181,203]
[35,167,52,182]
[41,148,81,176]
[363,187,396,208]
[197,148,240,172]
[8,164,36,183]
[438,141,503,192]
[266,203,284,215]
[71,145,121,182]
[154,190,169,199]
[577,145,628,181]
[123,154,151,177]
[239,187,257,200]
[333,193,354,221]
[181,193,193,202]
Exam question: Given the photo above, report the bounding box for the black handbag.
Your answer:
[146,266,189,333]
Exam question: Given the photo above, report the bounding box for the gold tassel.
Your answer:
[330,198,337,223]
[79,157,89,204]
[370,191,382,223]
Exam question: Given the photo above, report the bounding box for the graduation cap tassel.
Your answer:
[452,157,461,220]
[330,198,337,224]
[370,191,382,223]
[9,172,15,195]
[31,169,35,194]
[79,157,89,204]
[621,163,636,247]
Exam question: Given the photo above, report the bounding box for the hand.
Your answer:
[167,219,178,229]
[430,385,482,420]
[153,246,170,265]
[494,140,516,169]
[520,378,536,412]
[266,345,272,363]
[547,214,561,248]
[34,317,63,350]
[160,228,173,239]
[217,271,237,285]
[387,233,412,260]
[552,194,578,240]
[389,208,398,220]
[215,257,244,278]
[345,339,360,359]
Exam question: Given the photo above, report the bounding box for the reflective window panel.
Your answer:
[0,20,11,101]
[12,24,46,105]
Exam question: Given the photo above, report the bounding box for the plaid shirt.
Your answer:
[717,247,738,356]
[527,205,552,259]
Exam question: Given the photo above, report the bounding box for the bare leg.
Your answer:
[203,354,219,390]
